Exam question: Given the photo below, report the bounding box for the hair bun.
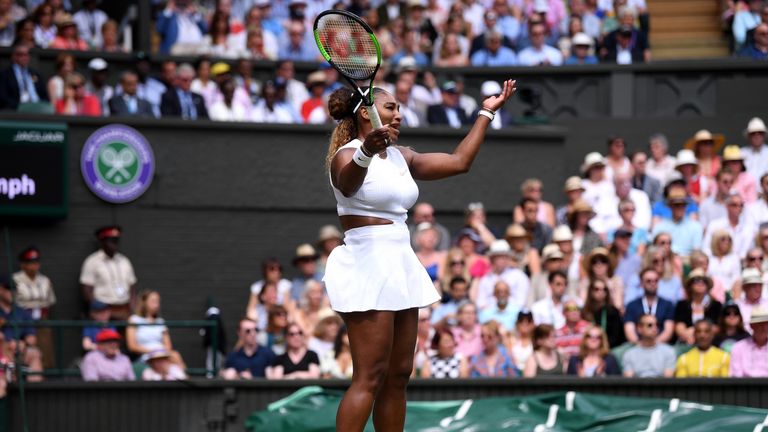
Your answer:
[328,88,354,121]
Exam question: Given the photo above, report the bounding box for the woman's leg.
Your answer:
[337,310,395,432]
[372,308,418,432]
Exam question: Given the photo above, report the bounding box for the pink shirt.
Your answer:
[708,172,758,203]
[81,350,135,381]
[729,338,768,377]
[452,324,482,359]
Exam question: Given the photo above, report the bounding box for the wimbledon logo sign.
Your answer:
[81,124,155,204]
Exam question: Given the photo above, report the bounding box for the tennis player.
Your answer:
[324,79,516,431]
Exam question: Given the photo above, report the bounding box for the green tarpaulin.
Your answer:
[246,386,768,431]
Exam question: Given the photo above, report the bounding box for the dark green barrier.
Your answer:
[246,386,768,432]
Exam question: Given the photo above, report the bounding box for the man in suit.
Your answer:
[108,71,154,117]
[426,81,470,128]
[630,151,663,203]
[0,44,48,111]
[160,63,208,119]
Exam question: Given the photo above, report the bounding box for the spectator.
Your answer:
[600,18,649,63]
[32,3,56,48]
[209,78,248,121]
[266,322,320,379]
[470,29,517,66]
[12,247,54,366]
[704,193,757,259]
[579,247,625,311]
[531,270,568,328]
[687,129,725,186]
[141,349,187,381]
[689,250,728,303]
[160,63,208,119]
[427,80,471,128]
[81,329,134,381]
[750,177,768,225]
[200,10,241,58]
[0,0,26,47]
[721,145,759,203]
[99,19,123,52]
[736,268,768,333]
[622,314,675,377]
[646,133,677,186]
[420,328,466,378]
[741,118,768,180]
[479,280,520,332]
[556,177,586,226]
[651,178,699,228]
[604,135,632,181]
[0,276,43,380]
[434,32,469,67]
[674,270,724,345]
[582,277,625,348]
[529,245,566,306]
[729,307,768,377]
[739,22,768,59]
[439,250,472,301]
[624,268,675,344]
[700,170,735,227]
[274,60,309,113]
[394,78,424,128]
[308,312,342,361]
[234,58,260,103]
[581,152,616,236]
[46,52,73,104]
[287,244,319,303]
[0,43,47,110]
[108,71,153,117]
[564,32,598,64]
[72,0,106,48]
[79,226,136,320]
[85,58,113,115]
[278,20,317,61]
[714,302,750,352]
[630,151,663,203]
[315,225,341,280]
[450,301,483,359]
[518,21,563,66]
[13,17,36,48]
[610,226,642,289]
[469,9,512,56]
[221,318,276,379]
[299,71,327,124]
[607,200,649,256]
[641,244,684,304]
[257,305,289,355]
[413,307,435,376]
[706,230,741,293]
[392,28,430,67]
[555,298,590,361]
[558,13,584,59]
[256,0,283,37]
[415,223,446,287]
[410,202,451,252]
[605,173,653,236]
[733,0,763,50]
[81,300,114,352]
[652,188,703,258]
[456,227,491,279]
[675,319,729,377]
[156,0,207,55]
[130,56,172,118]
[293,279,330,337]
[126,290,186,367]
[523,324,565,376]
[504,224,542,276]
[251,80,294,123]
[505,310,535,371]
[49,13,87,49]
[54,71,100,116]
[567,199,604,255]
[567,326,621,376]
[207,62,253,119]
[247,282,279,330]
[518,198,553,253]
[473,240,530,312]
[463,320,519,377]
[516,179,557,228]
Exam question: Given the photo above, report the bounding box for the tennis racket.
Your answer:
[314,10,383,129]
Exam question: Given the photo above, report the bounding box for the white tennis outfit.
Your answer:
[323,139,441,313]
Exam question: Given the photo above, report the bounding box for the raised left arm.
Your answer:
[400,80,516,181]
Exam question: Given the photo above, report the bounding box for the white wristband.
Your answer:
[352,146,372,168]
[478,109,495,121]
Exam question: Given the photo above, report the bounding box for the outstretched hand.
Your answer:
[481,79,517,112]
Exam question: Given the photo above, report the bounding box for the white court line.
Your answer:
[439,399,473,428]
[638,409,663,432]
[566,392,576,412]
[669,399,680,413]
[545,404,560,428]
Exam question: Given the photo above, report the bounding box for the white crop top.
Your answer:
[331,139,419,224]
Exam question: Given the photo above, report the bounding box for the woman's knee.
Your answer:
[353,359,390,393]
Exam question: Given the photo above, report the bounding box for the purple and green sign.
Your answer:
[81,124,154,204]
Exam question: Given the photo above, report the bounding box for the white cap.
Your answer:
[571,32,593,46]
[88,58,108,71]
[534,0,549,12]
[481,80,502,97]
[487,239,512,257]
[747,117,766,134]
[674,149,698,168]
[552,225,574,242]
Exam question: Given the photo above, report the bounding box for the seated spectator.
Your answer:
[142,349,187,381]
[675,320,729,377]
[610,228,641,296]
[190,57,216,109]
[49,14,87,50]
[749,178,768,226]
[558,13,584,59]
[651,178,700,227]
[322,325,352,379]
[518,21,563,66]
[706,230,741,293]
[410,202,451,252]
[504,224,542,276]
[582,151,618,230]
[703,193,757,259]
[564,32,598,65]
[55,71,100,116]
[721,146,760,203]
[624,268,675,344]
[234,58,261,104]
[479,280,520,332]
[251,80,295,123]
[652,188,703,259]
[714,302,751,352]
[451,301,483,359]
[567,326,621,376]
[472,240,530,312]
[81,300,114,352]
[433,276,470,327]
[200,10,241,58]
[266,322,320,379]
[308,312,342,361]
[463,320,519,377]
[46,52,74,104]
[415,223,446,287]
[72,0,106,49]
[293,279,330,338]
[582,278,625,348]
[518,197,553,253]
[578,247,625,311]
[85,58,113,115]
[209,78,248,121]
[427,81,471,128]
[315,225,342,281]
[523,324,566,376]
[278,20,317,62]
[686,130,723,196]
[414,308,435,377]
[257,305,289,356]
[433,32,468,68]
[300,71,327,124]
[156,0,207,55]
[392,28,430,68]
[567,199,604,256]
[729,307,768,377]
[160,63,208,120]
[207,61,253,120]
[81,329,134,381]
[674,270,724,345]
[99,19,124,52]
[646,134,677,186]
[243,25,278,60]
[108,71,154,117]
[630,151,663,203]
[0,277,43,381]
[600,14,650,64]
[555,298,590,361]
[700,170,734,229]
[505,310,535,371]
[733,0,763,51]
[455,228,491,279]
[649,231,685,281]
[221,318,275,379]
[420,328,466,379]
[0,0,26,47]
[0,43,48,111]
[470,29,517,66]
[556,177,585,226]
[741,117,768,181]
[531,270,568,329]
[33,3,56,48]
[126,290,186,368]
[688,250,727,303]
[528,245,566,306]
[622,314,676,377]
[735,268,768,333]
[13,17,36,48]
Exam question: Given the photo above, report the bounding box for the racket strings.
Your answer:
[316,15,378,80]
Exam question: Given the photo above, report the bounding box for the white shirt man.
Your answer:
[703,194,758,258]
[472,240,530,311]
[531,271,569,329]
[741,118,768,180]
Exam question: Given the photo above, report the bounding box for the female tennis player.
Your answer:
[323,79,516,431]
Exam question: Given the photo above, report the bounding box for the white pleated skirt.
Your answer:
[323,222,441,313]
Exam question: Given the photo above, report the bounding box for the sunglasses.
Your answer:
[451,260,465,266]
[287,331,304,336]
[564,305,580,312]
[643,278,659,283]
[592,258,608,264]
[587,334,602,340]
[747,255,763,261]
[591,286,607,292]
[724,310,740,317]
[242,327,258,334]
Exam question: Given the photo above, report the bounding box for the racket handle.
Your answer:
[366,105,382,130]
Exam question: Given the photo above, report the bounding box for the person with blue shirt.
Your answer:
[479,280,520,332]
[738,23,768,60]
[652,188,703,258]
[155,0,207,55]
[651,178,699,224]
[432,277,470,327]
[278,20,318,62]
[221,318,276,379]
[733,0,763,50]
[564,32,598,65]
[624,268,676,344]
[471,30,517,67]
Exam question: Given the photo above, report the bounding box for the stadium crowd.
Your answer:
[2,0,767,122]
[1,117,767,384]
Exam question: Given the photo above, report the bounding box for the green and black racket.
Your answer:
[314,10,383,129]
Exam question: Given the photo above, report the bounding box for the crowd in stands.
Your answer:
[1,117,767,384]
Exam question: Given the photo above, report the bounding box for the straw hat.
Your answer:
[684,268,713,292]
[582,247,610,273]
[721,145,745,162]
[569,199,595,216]
[552,225,574,242]
[746,117,766,135]
[581,152,606,175]
[563,176,585,192]
[684,129,725,154]
[750,307,768,325]
[504,224,529,239]
[541,244,564,261]
[666,187,688,205]
[741,267,764,286]
[317,225,342,243]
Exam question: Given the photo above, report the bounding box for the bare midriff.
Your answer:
[339,215,394,231]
